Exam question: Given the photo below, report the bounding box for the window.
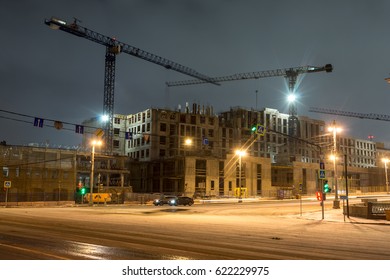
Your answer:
[113,140,120,148]
[114,118,121,124]
[160,123,167,132]
[170,124,176,135]
[211,180,215,190]
[114,128,120,135]
[3,167,9,177]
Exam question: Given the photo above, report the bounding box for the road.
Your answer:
[1,199,390,260]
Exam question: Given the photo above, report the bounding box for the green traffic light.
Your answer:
[323,180,330,193]
[80,188,86,195]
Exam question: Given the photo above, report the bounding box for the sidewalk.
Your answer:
[298,208,390,225]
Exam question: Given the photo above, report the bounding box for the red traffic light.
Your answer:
[316,191,323,201]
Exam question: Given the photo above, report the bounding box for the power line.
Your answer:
[0,108,148,141]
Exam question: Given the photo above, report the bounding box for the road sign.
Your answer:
[4,181,11,188]
[256,124,266,136]
[340,195,348,200]
[319,170,326,179]
[95,128,104,137]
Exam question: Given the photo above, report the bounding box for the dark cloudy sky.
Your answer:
[1,0,390,147]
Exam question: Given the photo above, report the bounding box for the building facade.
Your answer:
[79,104,387,198]
[0,144,131,204]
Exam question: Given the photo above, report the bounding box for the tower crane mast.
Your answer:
[167,64,333,138]
[45,17,218,153]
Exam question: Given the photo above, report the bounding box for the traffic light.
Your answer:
[323,180,331,193]
[315,191,323,201]
[251,124,257,133]
[80,187,86,195]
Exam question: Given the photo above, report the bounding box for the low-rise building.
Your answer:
[0,144,131,205]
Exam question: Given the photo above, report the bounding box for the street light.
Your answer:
[235,150,246,203]
[328,120,342,209]
[90,139,102,206]
[382,158,389,194]
[184,138,193,146]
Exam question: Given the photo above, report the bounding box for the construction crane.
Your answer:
[167,64,333,138]
[45,17,218,153]
[309,107,390,122]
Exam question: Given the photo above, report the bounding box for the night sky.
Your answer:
[2,0,390,147]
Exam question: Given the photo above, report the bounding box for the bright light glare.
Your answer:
[287,94,296,103]
[235,150,246,157]
[329,154,336,161]
[91,140,103,146]
[382,158,389,163]
[184,138,193,145]
[100,115,109,122]
[328,126,342,133]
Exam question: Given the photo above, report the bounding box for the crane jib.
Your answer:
[44,16,219,153]
[166,64,333,87]
[44,17,217,85]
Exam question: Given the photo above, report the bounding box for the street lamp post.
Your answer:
[90,139,102,206]
[382,158,389,194]
[235,150,246,203]
[328,120,341,209]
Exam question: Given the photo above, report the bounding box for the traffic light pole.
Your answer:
[321,179,325,220]
[345,154,350,218]
[5,187,9,208]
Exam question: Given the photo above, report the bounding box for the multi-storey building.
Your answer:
[124,105,220,160]
[81,104,384,198]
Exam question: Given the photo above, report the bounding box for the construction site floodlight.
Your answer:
[100,115,109,123]
[287,94,296,103]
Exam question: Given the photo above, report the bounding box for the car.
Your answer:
[168,196,194,206]
[153,195,177,206]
